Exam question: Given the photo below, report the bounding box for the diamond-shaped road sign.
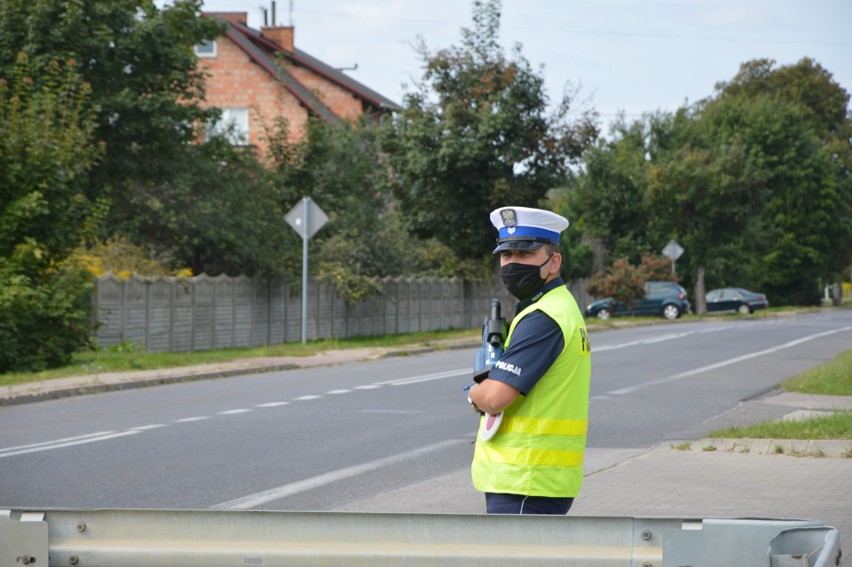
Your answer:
[662,239,684,261]
[285,196,328,240]
[285,196,328,344]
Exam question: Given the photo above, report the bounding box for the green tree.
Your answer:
[571,58,851,309]
[0,0,229,268]
[652,58,852,309]
[115,137,295,277]
[645,99,767,312]
[0,0,222,187]
[380,0,598,262]
[269,118,421,302]
[712,58,852,305]
[567,115,660,263]
[0,54,101,372]
[545,193,594,280]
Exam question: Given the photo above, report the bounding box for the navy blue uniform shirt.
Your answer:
[487,278,566,395]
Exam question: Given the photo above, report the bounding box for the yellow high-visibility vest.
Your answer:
[472,285,591,497]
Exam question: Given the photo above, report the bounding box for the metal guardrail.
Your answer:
[1,508,841,566]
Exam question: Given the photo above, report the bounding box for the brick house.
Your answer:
[196,12,401,159]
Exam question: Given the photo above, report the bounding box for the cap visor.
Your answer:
[493,240,546,254]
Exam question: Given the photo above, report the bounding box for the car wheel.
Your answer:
[597,308,611,320]
[738,304,751,314]
[662,304,680,320]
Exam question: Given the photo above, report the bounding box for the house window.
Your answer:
[206,107,249,146]
[195,40,217,58]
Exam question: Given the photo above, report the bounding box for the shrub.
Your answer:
[0,263,93,373]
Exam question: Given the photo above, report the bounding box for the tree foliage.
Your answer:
[710,58,852,305]
[112,137,294,277]
[0,54,100,372]
[0,0,238,273]
[380,0,598,261]
[268,118,421,302]
[586,254,675,312]
[0,0,223,192]
[568,57,851,308]
[545,193,595,280]
[567,115,661,263]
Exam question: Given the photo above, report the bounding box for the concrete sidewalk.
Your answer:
[3,341,851,555]
[333,389,852,554]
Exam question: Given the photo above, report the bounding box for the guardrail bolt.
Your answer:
[641,529,652,540]
[76,521,86,533]
[641,562,653,567]
[69,555,79,565]
[17,556,33,565]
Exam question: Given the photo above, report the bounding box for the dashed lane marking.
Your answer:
[210,439,467,510]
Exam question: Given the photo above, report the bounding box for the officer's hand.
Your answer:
[468,394,484,415]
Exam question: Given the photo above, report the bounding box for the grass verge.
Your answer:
[779,349,852,396]
[709,349,851,440]
[0,328,479,388]
[709,411,852,440]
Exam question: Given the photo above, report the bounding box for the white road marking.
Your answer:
[294,395,322,401]
[255,402,290,408]
[0,431,113,453]
[218,409,253,415]
[326,389,351,395]
[174,416,210,423]
[354,385,381,390]
[608,326,852,396]
[0,431,142,458]
[593,326,736,353]
[593,331,699,352]
[210,439,467,510]
[374,368,469,387]
[130,424,168,431]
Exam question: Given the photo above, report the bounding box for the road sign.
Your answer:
[662,240,684,274]
[285,197,328,240]
[284,197,329,343]
[662,240,684,261]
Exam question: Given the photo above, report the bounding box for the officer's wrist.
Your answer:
[467,387,484,414]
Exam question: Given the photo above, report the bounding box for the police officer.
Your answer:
[467,206,591,515]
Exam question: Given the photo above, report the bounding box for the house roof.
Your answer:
[208,15,402,120]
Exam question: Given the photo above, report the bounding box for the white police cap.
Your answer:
[490,206,569,254]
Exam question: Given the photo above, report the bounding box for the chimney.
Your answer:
[262,25,294,52]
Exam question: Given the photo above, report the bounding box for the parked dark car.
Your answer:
[705,287,768,314]
[585,281,691,320]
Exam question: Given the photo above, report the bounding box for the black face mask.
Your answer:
[501,255,552,299]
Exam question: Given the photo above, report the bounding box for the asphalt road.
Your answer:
[1,309,849,511]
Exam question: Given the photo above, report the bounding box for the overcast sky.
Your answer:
[192,0,851,129]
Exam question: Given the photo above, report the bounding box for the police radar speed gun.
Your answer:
[472,298,507,383]
[469,298,507,441]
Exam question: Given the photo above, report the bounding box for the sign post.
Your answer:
[661,240,684,274]
[285,197,328,343]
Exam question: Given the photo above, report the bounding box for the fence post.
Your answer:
[190,278,196,352]
[169,278,175,352]
[120,277,127,345]
[231,277,237,347]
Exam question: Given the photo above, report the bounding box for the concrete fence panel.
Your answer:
[93,274,594,353]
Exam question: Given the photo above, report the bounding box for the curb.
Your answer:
[0,340,482,407]
[670,438,852,458]
[0,363,301,407]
